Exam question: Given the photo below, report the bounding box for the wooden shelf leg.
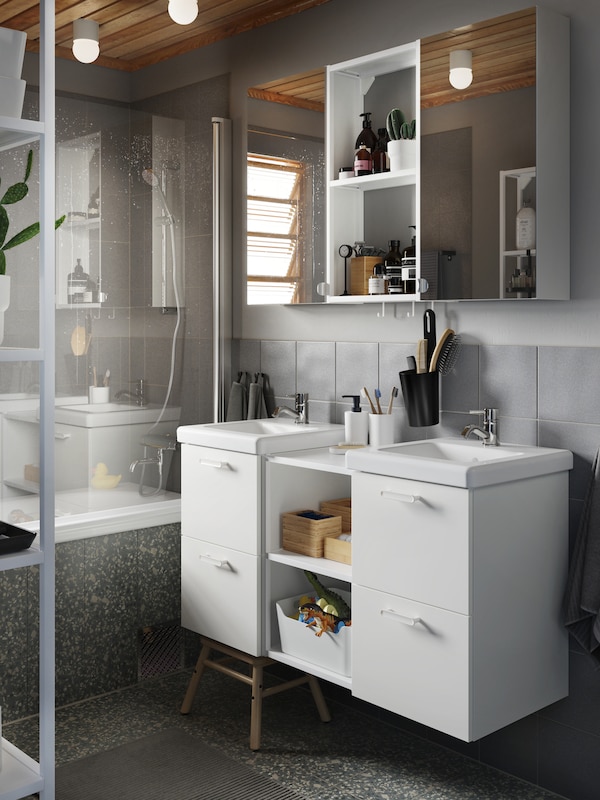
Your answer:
[180,641,212,714]
[308,675,332,723]
[249,662,264,750]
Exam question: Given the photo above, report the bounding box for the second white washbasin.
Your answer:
[346,437,573,488]
[177,417,343,454]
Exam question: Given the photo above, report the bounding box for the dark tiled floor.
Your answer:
[5,668,566,800]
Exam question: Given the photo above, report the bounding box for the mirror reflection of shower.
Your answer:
[144,116,185,311]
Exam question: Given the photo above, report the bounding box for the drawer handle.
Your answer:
[381,609,422,626]
[197,458,231,470]
[55,432,71,440]
[199,554,231,569]
[380,490,422,504]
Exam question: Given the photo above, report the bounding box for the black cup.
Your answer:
[399,369,439,427]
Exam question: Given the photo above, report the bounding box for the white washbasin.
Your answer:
[55,402,181,428]
[345,437,573,488]
[177,418,343,454]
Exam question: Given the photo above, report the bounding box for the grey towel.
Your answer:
[247,373,268,420]
[225,372,250,421]
[563,448,600,662]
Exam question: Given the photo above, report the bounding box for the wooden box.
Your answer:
[324,535,352,565]
[350,256,382,295]
[320,497,351,532]
[282,509,342,557]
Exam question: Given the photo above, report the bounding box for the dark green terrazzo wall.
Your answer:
[0,523,182,722]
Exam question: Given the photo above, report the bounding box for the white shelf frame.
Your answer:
[0,2,56,799]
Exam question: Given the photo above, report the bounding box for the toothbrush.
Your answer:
[387,386,398,414]
[374,388,383,414]
[103,369,110,387]
[361,386,377,414]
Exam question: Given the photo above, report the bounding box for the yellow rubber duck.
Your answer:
[91,462,122,490]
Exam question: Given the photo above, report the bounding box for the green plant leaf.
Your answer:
[24,150,33,182]
[0,251,5,276]
[1,182,29,205]
[386,108,405,140]
[0,206,8,248]
[3,222,40,250]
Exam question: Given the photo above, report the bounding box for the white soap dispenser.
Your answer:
[516,199,536,250]
[342,394,369,445]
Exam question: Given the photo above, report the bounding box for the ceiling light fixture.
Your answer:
[449,50,473,90]
[72,18,100,64]
[168,0,199,25]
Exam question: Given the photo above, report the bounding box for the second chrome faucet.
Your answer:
[272,392,309,424]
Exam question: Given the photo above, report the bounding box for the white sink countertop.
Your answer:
[177,418,344,454]
[345,437,573,488]
[54,403,181,428]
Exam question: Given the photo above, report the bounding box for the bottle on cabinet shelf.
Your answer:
[353,112,377,176]
[67,258,89,304]
[516,200,536,250]
[371,128,389,174]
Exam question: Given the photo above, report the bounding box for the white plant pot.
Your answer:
[0,28,27,118]
[0,28,26,78]
[388,138,416,171]
[0,275,11,345]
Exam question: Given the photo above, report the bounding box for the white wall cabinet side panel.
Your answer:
[181,535,261,656]
[351,472,470,614]
[181,443,261,552]
[352,584,470,740]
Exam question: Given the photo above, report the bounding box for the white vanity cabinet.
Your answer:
[180,443,262,655]
[351,469,570,741]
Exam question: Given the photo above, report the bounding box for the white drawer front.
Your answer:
[352,471,470,613]
[181,443,261,553]
[181,535,261,656]
[352,584,471,741]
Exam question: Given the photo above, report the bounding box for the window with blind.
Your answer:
[247,153,307,304]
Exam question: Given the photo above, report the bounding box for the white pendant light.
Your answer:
[449,50,473,90]
[72,18,100,64]
[168,0,199,25]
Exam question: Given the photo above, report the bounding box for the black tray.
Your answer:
[0,521,35,555]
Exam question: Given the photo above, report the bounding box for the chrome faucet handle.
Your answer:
[468,408,498,445]
[293,392,309,423]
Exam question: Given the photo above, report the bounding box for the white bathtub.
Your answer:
[7,482,181,543]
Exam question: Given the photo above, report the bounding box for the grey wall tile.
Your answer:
[379,343,413,410]
[336,341,378,408]
[441,343,479,412]
[539,346,600,424]
[261,340,296,399]
[480,345,537,419]
[539,420,600,502]
[297,341,335,402]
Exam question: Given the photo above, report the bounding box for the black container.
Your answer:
[399,369,439,427]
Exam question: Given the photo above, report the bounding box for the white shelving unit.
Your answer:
[325,41,421,303]
[499,166,536,298]
[0,2,56,799]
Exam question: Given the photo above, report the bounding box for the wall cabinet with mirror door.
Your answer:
[245,5,569,305]
[55,132,102,308]
[325,41,420,304]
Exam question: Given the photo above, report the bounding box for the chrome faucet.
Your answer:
[461,408,498,446]
[272,392,309,424]
[115,378,147,407]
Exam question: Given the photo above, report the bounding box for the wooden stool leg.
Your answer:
[308,675,332,723]
[180,641,212,714]
[249,662,264,750]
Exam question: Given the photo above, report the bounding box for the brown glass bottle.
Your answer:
[354,112,377,176]
[371,128,389,173]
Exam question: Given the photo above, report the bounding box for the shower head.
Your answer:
[142,167,174,224]
[142,167,159,188]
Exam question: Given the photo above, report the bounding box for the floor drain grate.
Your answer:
[138,624,183,680]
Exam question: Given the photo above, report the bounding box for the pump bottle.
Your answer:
[342,395,369,444]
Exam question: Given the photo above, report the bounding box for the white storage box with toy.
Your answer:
[275,586,351,676]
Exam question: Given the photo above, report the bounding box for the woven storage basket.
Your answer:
[319,497,351,533]
[282,509,342,557]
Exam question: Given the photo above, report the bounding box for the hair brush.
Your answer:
[429,328,461,375]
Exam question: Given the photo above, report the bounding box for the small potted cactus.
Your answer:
[386,108,416,171]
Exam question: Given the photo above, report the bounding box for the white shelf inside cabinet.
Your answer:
[267,647,352,690]
[0,738,43,800]
[268,549,351,582]
[330,169,416,191]
[267,447,353,475]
